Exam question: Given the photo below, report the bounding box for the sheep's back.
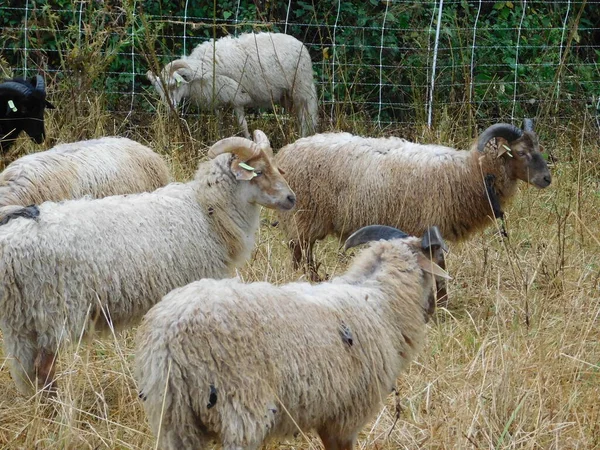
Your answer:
[0,185,225,347]
[276,132,481,241]
[0,137,170,207]
[136,277,420,442]
[191,32,313,105]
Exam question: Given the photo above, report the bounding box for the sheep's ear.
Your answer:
[230,159,257,181]
[495,137,513,158]
[416,253,451,280]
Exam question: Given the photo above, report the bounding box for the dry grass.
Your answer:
[0,97,599,449]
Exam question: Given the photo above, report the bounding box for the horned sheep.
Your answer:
[147,32,319,138]
[276,120,552,277]
[0,130,295,395]
[0,136,171,210]
[0,75,54,156]
[135,225,449,450]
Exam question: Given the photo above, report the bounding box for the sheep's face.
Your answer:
[147,60,202,108]
[15,93,50,144]
[231,154,296,211]
[505,132,552,188]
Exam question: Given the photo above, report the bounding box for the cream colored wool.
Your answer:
[0,134,295,395]
[135,235,436,450]
[276,131,551,268]
[0,136,170,208]
[148,32,318,138]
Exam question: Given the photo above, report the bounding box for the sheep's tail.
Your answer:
[0,204,40,226]
[136,324,209,448]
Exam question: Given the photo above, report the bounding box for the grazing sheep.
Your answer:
[0,75,54,155]
[135,225,449,450]
[0,137,171,210]
[147,32,319,138]
[276,120,551,277]
[0,130,295,395]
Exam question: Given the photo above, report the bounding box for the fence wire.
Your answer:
[0,1,598,128]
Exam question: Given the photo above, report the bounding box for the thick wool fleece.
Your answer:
[276,132,523,249]
[135,237,433,450]
[0,153,260,395]
[0,137,170,208]
[165,32,318,135]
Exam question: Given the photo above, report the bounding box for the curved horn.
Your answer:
[0,80,33,98]
[522,118,534,132]
[253,129,272,157]
[207,137,261,161]
[344,225,408,251]
[477,123,523,152]
[33,75,46,94]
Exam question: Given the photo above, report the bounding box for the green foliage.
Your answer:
[0,0,598,126]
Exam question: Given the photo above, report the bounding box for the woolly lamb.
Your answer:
[0,130,295,395]
[0,75,54,155]
[276,120,551,276]
[147,32,318,138]
[0,136,170,209]
[135,224,449,450]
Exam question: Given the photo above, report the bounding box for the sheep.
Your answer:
[0,75,55,157]
[134,224,449,450]
[147,32,319,138]
[0,130,296,395]
[275,120,552,280]
[0,136,171,210]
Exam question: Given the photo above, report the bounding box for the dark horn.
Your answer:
[344,225,408,251]
[523,118,534,132]
[33,74,46,94]
[0,80,33,98]
[477,123,523,152]
[421,226,448,253]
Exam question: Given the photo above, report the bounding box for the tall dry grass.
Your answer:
[0,87,599,449]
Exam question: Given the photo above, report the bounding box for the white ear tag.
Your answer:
[238,162,255,171]
[502,144,513,158]
[8,100,17,112]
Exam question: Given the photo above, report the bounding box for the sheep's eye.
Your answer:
[254,170,263,176]
[517,150,526,157]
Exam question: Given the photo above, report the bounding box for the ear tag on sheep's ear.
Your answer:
[238,162,258,178]
[7,100,17,112]
[499,144,513,158]
[173,72,185,87]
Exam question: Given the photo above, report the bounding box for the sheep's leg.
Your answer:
[1,328,38,395]
[290,239,321,281]
[34,348,58,394]
[234,106,250,139]
[318,430,357,450]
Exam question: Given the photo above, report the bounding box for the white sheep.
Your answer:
[147,32,319,138]
[0,136,171,209]
[275,121,552,278]
[0,130,295,395]
[135,224,449,450]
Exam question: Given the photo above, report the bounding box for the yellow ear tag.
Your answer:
[238,162,255,171]
[7,100,17,112]
[173,73,184,87]
[502,144,513,157]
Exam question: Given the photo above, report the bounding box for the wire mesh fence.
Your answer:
[1,0,598,130]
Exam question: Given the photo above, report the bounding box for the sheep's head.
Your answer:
[0,75,54,150]
[147,60,202,108]
[344,225,450,321]
[207,130,296,211]
[477,120,552,189]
